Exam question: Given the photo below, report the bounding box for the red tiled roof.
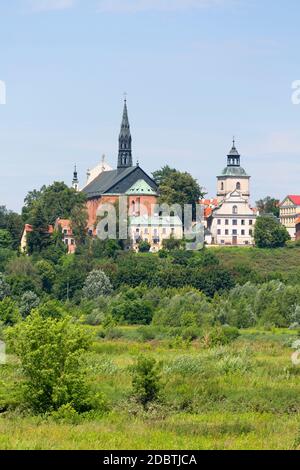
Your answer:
[280,195,300,206]
[24,224,53,234]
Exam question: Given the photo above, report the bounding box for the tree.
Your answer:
[71,204,88,247]
[254,215,290,248]
[131,356,161,409]
[154,167,205,219]
[22,182,87,226]
[19,291,40,318]
[256,196,280,218]
[0,273,10,300]
[36,260,56,293]
[7,313,92,413]
[0,229,12,249]
[0,206,23,250]
[26,204,52,254]
[152,165,177,186]
[162,236,183,252]
[138,240,151,253]
[82,269,113,299]
[0,297,21,326]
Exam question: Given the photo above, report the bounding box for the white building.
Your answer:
[129,214,183,252]
[210,141,256,246]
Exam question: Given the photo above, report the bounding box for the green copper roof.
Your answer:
[126,179,157,195]
[221,166,248,177]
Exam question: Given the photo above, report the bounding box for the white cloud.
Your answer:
[97,0,234,13]
[29,0,75,11]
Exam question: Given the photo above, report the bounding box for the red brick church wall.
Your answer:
[86,195,158,229]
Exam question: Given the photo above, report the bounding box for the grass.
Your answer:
[1,327,300,450]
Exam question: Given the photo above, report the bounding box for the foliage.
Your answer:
[19,291,40,318]
[82,269,113,299]
[0,229,13,249]
[26,204,52,255]
[256,196,280,218]
[0,206,23,250]
[138,240,151,253]
[7,313,92,413]
[131,356,162,409]
[254,215,290,248]
[0,272,10,300]
[0,297,21,325]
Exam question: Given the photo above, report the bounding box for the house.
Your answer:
[21,219,75,254]
[279,195,300,240]
[129,214,183,252]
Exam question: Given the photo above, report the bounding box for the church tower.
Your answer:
[118,98,133,169]
[217,139,250,202]
[72,165,79,191]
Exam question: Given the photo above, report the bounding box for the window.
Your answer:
[225,230,229,235]
[233,220,238,226]
[225,219,229,225]
[249,220,253,225]
[233,206,238,215]
[236,182,241,190]
[221,240,225,244]
[241,230,245,235]
[162,228,167,235]
[217,219,221,225]
[249,230,253,236]
[217,229,221,235]
[221,182,224,191]
[232,230,237,235]
[241,220,245,226]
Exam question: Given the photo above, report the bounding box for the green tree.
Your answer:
[0,297,21,325]
[152,165,177,186]
[0,273,10,300]
[19,291,40,318]
[254,215,290,248]
[256,196,280,218]
[82,269,113,299]
[7,313,92,413]
[154,167,205,218]
[36,260,56,293]
[71,204,88,247]
[131,356,161,409]
[26,204,52,254]
[0,229,12,249]
[22,182,87,226]
[138,240,151,253]
[0,206,23,250]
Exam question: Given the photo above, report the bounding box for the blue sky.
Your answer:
[0,0,300,211]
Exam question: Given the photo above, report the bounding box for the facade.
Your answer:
[210,141,256,246]
[279,195,300,240]
[82,99,159,232]
[129,215,183,252]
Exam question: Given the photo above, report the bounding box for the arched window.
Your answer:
[233,205,238,215]
[221,182,224,191]
[236,182,241,190]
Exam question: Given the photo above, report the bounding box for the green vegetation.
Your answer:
[1,326,300,450]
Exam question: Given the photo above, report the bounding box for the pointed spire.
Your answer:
[118,96,133,169]
[227,138,240,167]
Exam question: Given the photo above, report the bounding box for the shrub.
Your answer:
[138,241,151,253]
[19,291,40,318]
[0,273,10,300]
[131,356,162,409]
[0,297,21,326]
[202,326,240,348]
[82,269,113,299]
[7,313,92,413]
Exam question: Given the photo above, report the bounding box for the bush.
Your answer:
[0,297,21,326]
[7,313,92,413]
[138,241,151,253]
[254,215,290,248]
[19,291,40,318]
[82,269,113,299]
[202,326,240,348]
[131,356,162,409]
[0,273,10,300]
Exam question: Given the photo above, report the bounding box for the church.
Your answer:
[81,99,159,232]
[208,141,257,246]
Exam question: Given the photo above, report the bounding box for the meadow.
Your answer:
[1,326,300,450]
